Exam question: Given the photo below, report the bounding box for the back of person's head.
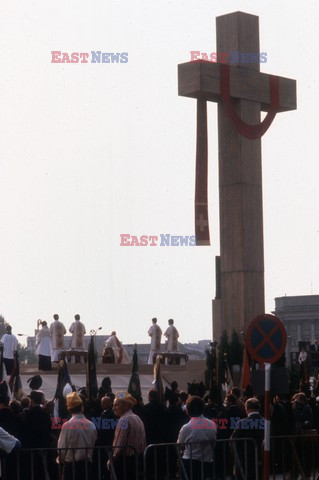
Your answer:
[186,395,205,417]
[30,390,44,406]
[245,397,260,413]
[231,387,241,399]
[101,395,113,410]
[152,317,157,324]
[9,400,21,415]
[179,391,188,403]
[5,325,12,334]
[168,319,174,325]
[20,396,30,410]
[66,392,83,414]
[225,394,237,406]
[171,381,178,391]
[74,314,80,321]
[53,314,59,320]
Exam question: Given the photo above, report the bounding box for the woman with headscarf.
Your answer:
[35,321,52,371]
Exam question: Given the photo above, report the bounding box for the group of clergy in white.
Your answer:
[35,314,86,370]
[148,317,180,364]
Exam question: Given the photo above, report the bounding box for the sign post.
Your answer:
[246,314,287,480]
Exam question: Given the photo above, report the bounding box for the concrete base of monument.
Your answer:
[19,360,206,401]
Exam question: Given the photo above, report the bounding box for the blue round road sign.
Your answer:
[246,314,287,364]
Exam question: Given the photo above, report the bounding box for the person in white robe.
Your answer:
[50,313,67,362]
[69,314,86,350]
[35,321,52,371]
[164,319,179,352]
[147,317,162,364]
[104,332,130,364]
[0,325,18,375]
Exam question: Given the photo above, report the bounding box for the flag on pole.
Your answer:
[87,335,98,400]
[153,355,164,403]
[54,359,72,420]
[241,344,251,390]
[128,346,142,400]
[9,351,23,400]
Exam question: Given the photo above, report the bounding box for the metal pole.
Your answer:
[263,362,271,480]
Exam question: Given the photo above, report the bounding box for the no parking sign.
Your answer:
[246,313,287,364]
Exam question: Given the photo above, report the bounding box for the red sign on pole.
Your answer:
[246,313,287,364]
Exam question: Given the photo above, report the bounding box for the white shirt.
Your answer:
[0,427,19,453]
[57,414,97,463]
[0,334,18,359]
[299,351,307,363]
[177,415,217,462]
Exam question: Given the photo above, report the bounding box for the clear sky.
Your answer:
[0,0,318,344]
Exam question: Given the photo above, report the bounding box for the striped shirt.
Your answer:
[113,409,146,457]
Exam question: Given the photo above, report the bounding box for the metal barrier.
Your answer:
[143,437,259,480]
[0,445,139,480]
[269,434,319,480]
[2,435,319,480]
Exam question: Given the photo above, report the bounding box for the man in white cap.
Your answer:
[147,317,162,364]
[57,391,97,480]
[50,314,67,362]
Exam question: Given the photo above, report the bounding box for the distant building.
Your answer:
[274,295,319,366]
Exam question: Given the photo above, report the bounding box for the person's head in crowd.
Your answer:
[179,391,188,405]
[171,381,178,392]
[186,396,205,418]
[9,400,21,415]
[53,314,59,321]
[231,387,241,399]
[101,396,113,411]
[20,397,30,410]
[74,314,80,321]
[168,319,174,325]
[152,318,157,324]
[30,390,45,407]
[148,389,159,403]
[113,392,136,417]
[225,394,237,408]
[292,392,307,406]
[41,321,47,328]
[111,331,116,336]
[5,325,12,334]
[66,392,83,414]
[245,397,260,415]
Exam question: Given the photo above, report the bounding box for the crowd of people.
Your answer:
[0,374,316,480]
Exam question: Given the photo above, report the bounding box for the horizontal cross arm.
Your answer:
[178,62,296,112]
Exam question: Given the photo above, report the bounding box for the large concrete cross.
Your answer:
[178,12,296,340]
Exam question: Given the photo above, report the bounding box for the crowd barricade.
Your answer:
[3,435,319,480]
[143,437,259,480]
[269,434,319,479]
[0,445,139,480]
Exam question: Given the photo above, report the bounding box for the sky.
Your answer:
[0,0,318,345]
